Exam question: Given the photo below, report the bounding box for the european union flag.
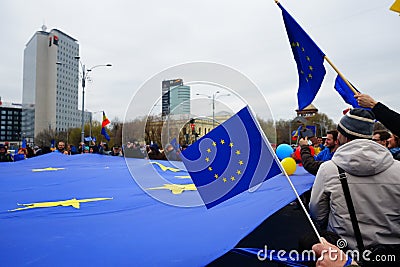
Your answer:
[278,3,326,111]
[181,106,282,209]
[334,75,363,109]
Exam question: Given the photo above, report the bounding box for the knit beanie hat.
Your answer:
[337,108,375,140]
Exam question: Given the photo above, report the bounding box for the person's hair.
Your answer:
[326,130,338,141]
[374,130,391,141]
[18,148,28,154]
[393,134,400,147]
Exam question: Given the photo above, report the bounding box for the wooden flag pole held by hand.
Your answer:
[324,56,358,95]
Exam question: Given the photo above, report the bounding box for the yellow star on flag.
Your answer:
[8,197,113,212]
[147,184,197,195]
[150,162,181,172]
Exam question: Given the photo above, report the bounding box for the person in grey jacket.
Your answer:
[309,108,400,250]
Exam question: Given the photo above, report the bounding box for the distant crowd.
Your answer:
[0,139,186,162]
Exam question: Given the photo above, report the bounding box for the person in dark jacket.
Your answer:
[0,144,13,162]
[299,130,339,176]
[355,93,400,136]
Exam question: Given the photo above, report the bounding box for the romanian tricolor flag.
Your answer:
[102,111,110,128]
[101,111,111,141]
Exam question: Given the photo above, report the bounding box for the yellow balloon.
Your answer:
[281,157,297,175]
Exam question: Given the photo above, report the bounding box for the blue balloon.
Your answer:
[276,144,294,160]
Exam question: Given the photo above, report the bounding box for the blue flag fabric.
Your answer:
[181,106,282,209]
[21,139,27,149]
[84,136,92,142]
[170,137,180,151]
[0,153,315,266]
[234,248,313,267]
[278,3,326,111]
[13,154,25,162]
[101,127,110,141]
[334,75,363,108]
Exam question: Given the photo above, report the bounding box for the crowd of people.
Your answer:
[0,138,185,162]
[1,93,400,266]
[294,94,400,266]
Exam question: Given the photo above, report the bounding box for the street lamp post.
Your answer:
[76,57,112,144]
[80,63,87,145]
[196,91,230,129]
[211,91,218,129]
[57,59,112,144]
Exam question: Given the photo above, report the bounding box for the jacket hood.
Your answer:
[331,139,394,176]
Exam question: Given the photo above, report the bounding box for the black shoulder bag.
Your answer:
[337,165,400,266]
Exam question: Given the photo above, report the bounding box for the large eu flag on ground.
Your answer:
[278,3,326,111]
[181,106,282,209]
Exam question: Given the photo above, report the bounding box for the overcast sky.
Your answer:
[1,0,399,124]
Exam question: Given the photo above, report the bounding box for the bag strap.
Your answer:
[337,165,366,252]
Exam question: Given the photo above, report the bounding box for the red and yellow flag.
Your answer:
[102,111,110,128]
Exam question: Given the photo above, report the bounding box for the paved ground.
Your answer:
[208,203,316,266]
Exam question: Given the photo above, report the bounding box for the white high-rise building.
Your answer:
[22,26,91,141]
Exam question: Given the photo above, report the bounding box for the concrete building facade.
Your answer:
[22,26,91,142]
[0,100,22,145]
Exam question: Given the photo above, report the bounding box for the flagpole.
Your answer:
[275,0,358,98]
[324,56,358,95]
[281,170,323,242]
[248,106,323,243]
